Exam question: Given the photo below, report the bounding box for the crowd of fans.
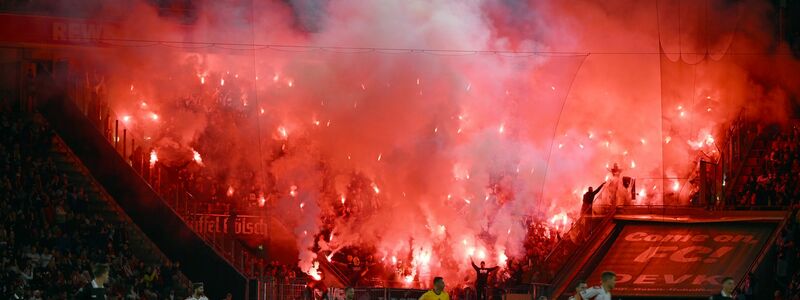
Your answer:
[775,209,800,300]
[0,110,189,300]
[737,122,800,208]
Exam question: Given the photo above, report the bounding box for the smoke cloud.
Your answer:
[64,0,799,286]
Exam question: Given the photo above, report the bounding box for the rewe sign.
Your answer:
[585,222,774,297]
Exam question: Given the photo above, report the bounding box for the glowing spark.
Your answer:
[258,195,266,207]
[377,153,382,161]
[638,189,646,198]
[192,149,203,166]
[462,239,467,245]
[392,256,397,265]
[416,78,420,85]
[255,76,259,80]
[260,108,265,114]
[371,183,380,194]
[665,136,672,144]
[457,128,462,134]
[130,84,134,91]
[434,127,438,133]
[631,160,636,168]
[303,230,307,236]
[640,138,646,145]
[706,96,711,99]
[605,175,610,181]
[466,83,471,91]
[499,252,508,265]
[200,76,205,84]
[404,275,414,283]
[150,113,159,121]
[226,186,235,197]
[287,80,294,87]
[220,78,225,86]
[464,198,471,204]
[326,120,331,127]
[680,111,686,118]
[677,105,683,110]
[439,225,446,234]
[707,107,712,112]
[290,185,298,197]
[234,74,238,78]
[672,181,680,192]
[149,150,158,167]
[140,102,147,108]
[361,83,366,90]
[306,264,321,281]
[122,115,131,123]
[558,144,563,149]
[588,132,594,139]
[550,86,555,91]
[579,144,584,149]
[605,141,610,148]
[278,126,288,139]
[478,250,486,260]
[705,135,715,145]
[299,202,305,209]
[340,195,346,204]
[498,124,505,134]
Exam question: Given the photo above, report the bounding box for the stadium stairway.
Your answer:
[38,95,252,300]
[542,210,621,299]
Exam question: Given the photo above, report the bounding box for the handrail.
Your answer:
[55,81,256,278]
[543,206,617,286]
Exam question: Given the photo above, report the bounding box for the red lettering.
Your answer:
[644,234,663,242]
[633,274,658,284]
[634,246,678,262]
[625,232,648,241]
[692,275,721,285]
[714,235,733,242]
[615,273,633,283]
[670,246,712,262]
[691,235,708,242]
[246,222,254,234]
[664,274,693,284]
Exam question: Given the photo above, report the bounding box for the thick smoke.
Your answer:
[68,0,799,286]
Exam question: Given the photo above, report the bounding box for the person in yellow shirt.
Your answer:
[419,277,449,300]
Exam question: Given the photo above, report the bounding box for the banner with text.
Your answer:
[187,213,270,237]
[586,222,775,297]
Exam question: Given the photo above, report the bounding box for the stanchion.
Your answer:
[122,129,127,159]
[114,119,119,150]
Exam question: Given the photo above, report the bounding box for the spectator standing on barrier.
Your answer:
[581,183,605,216]
[187,283,209,300]
[580,271,616,300]
[419,277,449,300]
[75,263,110,300]
[710,277,735,300]
[568,280,588,300]
[471,259,498,300]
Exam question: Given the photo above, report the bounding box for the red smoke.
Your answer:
[63,0,799,286]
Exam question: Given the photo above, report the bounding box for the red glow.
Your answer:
[149,150,158,168]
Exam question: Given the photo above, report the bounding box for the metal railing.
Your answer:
[60,68,258,278]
